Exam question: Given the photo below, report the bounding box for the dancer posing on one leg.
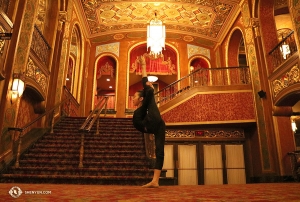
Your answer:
[132,55,166,188]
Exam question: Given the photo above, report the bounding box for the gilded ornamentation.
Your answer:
[70,45,77,56]
[187,44,210,59]
[81,1,234,39]
[26,57,48,93]
[183,35,194,42]
[165,129,245,138]
[14,0,38,72]
[95,42,120,57]
[0,26,5,54]
[113,34,124,40]
[272,65,300,97]
[31,25,51,66]
[0,0,10,14]
[274,0,288,10]
[166,130,195,138]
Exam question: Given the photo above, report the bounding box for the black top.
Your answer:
[133,77,162,132]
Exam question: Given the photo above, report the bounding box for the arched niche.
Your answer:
[228,29,248,85]
[66,24,83,102]
[95,55,117,110]
[189,57,210,86]
[22,85,46,114]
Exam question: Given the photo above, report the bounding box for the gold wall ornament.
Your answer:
[165,129,245,138]
[272,65,300,98]
[26,57,48,93]
[95,42,120,57]
[187,44,211,59]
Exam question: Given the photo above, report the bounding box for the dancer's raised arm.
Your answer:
[139,55,147,78]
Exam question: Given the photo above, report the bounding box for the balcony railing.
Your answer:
[127,66,250,109]
[31,25,51,66]
[269,30,297,69]
[155,66,250,106]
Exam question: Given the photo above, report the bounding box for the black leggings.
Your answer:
[145,119,165,170]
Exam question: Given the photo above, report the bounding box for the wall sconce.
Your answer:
[147,75,158,82]
[11,72,25,103]
[292,120,297,133]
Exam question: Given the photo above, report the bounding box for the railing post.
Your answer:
[96,118,100,135]
[67,98,71,117]
[50,110,55,134]
[15,131,23,168]
[79,133,84,168]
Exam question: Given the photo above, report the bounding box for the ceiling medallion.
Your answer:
[113,33,124,40]
[183,35,194,42]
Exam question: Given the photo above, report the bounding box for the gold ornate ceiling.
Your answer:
[78,0,241,46]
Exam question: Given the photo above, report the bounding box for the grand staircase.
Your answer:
[0,117,174,185]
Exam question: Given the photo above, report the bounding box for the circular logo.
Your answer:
[9,186,23,198]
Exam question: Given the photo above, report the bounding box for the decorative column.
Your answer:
[0,0,39,155]
[240,2,274,173]
[54,2,73,117]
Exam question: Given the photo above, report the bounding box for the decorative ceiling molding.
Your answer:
[78,0,241,42]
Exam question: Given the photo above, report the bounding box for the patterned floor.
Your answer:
[1,183,300,201]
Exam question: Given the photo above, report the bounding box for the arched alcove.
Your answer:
[95,55,117,110]
[67,24,83,102]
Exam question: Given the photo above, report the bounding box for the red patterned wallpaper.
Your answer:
[161,92,255,123]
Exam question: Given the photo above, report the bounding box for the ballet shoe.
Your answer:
[142,181,159,188]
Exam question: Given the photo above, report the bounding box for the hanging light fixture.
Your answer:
[280,42,291,59]
[147,75,158,82]
[147,11,165,58]
[279,34,291,60]
[292,120,297,133]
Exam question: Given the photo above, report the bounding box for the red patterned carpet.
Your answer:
[1,183,300,201]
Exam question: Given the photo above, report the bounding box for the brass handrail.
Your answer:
[8,87,76,168]
[78,96,108,168]
[79,96,109,132]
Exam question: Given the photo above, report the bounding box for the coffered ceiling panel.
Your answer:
[78,0,241,44]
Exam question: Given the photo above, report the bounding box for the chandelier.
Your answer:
[147,12,165,58]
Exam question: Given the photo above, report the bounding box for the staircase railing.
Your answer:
[155,66,250,105]
[8,86,78,168]
[78,96,109,167]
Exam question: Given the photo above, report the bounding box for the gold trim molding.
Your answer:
[166,129,245,138]
[272,64,300,98]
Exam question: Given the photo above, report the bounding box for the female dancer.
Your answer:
[132,55,166,188]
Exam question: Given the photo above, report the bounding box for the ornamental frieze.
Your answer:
[165,129,245,138]
[26,57,47,93]
[272,65,300,98]
[0,27,4,54]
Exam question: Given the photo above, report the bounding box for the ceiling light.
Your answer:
[280,43,290,59]
[147,12,165,58]
[292,120,297,133]
[147,76,158,82]
[106,78,110,81]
